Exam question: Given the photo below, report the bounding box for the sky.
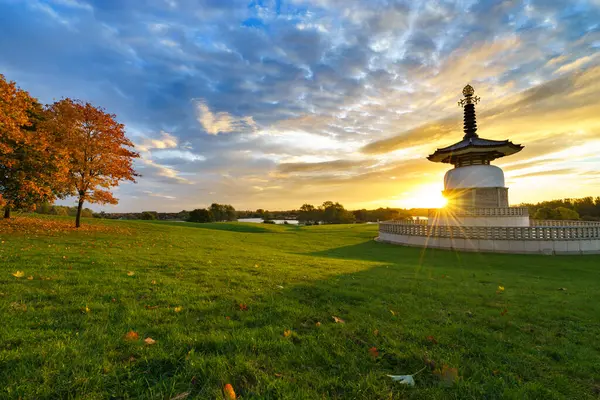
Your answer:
[1,0,600,212]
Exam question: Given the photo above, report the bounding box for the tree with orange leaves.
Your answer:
[46,99,139,227]
[0,74,63,218]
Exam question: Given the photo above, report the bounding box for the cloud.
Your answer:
[136,131,178,152]
[194,100,257,135]
[277,159,374,173]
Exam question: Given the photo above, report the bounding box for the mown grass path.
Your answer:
[1,216,599,399]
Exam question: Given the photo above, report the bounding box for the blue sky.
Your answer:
[1,0,599,211]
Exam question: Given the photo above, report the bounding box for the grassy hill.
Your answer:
[1,215,599,399]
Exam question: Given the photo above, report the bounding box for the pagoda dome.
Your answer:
[444,165,505,190]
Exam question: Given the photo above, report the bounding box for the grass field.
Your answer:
[1,215,600,399]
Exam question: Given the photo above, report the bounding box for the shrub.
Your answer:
[141,211,158,220]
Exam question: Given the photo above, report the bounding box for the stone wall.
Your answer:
[378,220,600,255]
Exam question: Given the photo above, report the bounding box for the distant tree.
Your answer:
[298,203,319,224]
[533,207,553,220]
[176,210,190,221]
[45,99,139,227]
[556,207,579,220]
[49,206,69,216]
[141,211,158,220]
[189,208,213,223]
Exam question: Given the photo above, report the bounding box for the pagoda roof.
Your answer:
[427,136,523,163]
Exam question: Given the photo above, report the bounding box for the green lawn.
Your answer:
[1,216,599,399]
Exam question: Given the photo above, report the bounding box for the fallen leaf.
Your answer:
[500,308,508,316]
[332,316,345,324]
[27,276,34,280]
[223,383,236,399]
[274,373,283,378]
[124,331,139,341]
[151,280,157,285]
[127,271,135,276]
[496,285,505,294]
[10,302,27,312]
[144,337,156,345]
[12,271,24,278]
[373,329,379,336]
[426,335,438,344]
[225,316,230,320]
[169,392,190,400]
[283,329,292,338]
[315,321,321,327]
[390,310,397,316]
[368,347,379,358]
[111,298,117,302]
[81,305,90,313]
[174,306,183,313]
[239,303,248,311]
[388,374,415,386]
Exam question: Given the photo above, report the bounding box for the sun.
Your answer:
[391,184,447,209]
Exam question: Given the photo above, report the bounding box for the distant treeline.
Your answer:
[521,196,600,221]
[297,202,411,225]
[83,202,414,224]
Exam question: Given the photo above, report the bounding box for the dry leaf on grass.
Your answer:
[174,306,183,313]
[315,322,321,327]
[27,276,34,280]
[368,347,379,358]
[426,335,438,344]
[169,392,190,400]
[239,303,248,311]
[283,329,292,338]
[388,374,415,386]
[12,271,24,278]
[388,366,427,386]
[124,331,139,341]
[332,316,345,324]
[223,383,236,399]
[127,271,135,276]
[144,337,156,345]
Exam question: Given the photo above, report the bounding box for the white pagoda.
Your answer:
[378,85,600,254]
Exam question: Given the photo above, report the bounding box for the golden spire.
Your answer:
[458,84,480,107]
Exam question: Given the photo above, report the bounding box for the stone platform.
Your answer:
[378,208,600,255]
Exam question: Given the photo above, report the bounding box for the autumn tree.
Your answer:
[45,99,139,227]
[0,75,64,218]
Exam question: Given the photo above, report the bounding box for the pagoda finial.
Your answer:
[458,84,480,139]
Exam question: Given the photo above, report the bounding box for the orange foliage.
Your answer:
[0,216,131,236]
[45,99,139,227]
[223,384,236,400]
[0,75,65,215]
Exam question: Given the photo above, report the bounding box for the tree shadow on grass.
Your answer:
[157,221,271,233]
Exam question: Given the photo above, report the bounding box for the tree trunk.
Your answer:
[3,206,10,219]
[75,197,84,228]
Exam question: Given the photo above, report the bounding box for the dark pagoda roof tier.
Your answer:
[427,137,523,164]
[427,84,524,165]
